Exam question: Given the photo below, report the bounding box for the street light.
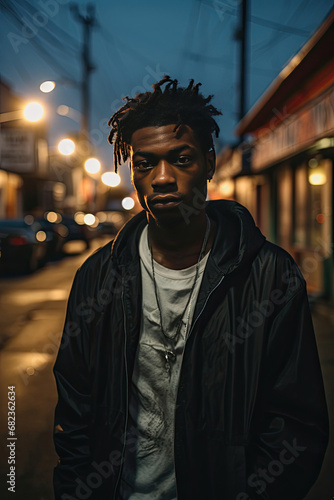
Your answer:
[309,168,326,186]
[23,102,44,122]
[57,105,82,124]
[84,158,101,174]
[40,81,56,93]
[58,138,75,155]
[0,102,44,124]
[308,157,327,186]
[122,197,135,210]
[101,172,121,187]
[83,213,96,226]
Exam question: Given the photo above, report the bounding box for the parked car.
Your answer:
[60,215,96,252]
[33,218,66,259]
[0,219,48,273]
[96,210,132,236]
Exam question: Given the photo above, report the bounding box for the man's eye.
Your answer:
[134,160,152,171]
[177,156,191,165]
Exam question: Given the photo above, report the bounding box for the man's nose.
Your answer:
[151,160,176,189]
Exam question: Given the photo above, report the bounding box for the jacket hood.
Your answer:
[111,199,265,276]
[206,200,266,275]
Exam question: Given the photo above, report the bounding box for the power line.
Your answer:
[250,14,310,36]
[8,0,80,55]
[199,0,311,37]
[99,25,162,68]
[1,4,78,83]
[252,0,312,59]
[71,3,97,137]
[176,0,202,78]
[183,49,277,76]
[1,0,79,82]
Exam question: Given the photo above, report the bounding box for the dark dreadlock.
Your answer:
[107,76,222,173]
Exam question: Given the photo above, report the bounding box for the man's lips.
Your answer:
[148,194,183,209]
[150,194,182,204]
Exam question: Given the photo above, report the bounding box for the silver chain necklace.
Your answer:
[147,215,211,376]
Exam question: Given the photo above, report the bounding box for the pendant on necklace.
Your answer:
[165,350,176,376]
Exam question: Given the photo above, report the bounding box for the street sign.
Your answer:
[0,129,35,173]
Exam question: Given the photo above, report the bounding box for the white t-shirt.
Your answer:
[120,226,210,500]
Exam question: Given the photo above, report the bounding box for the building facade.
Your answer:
[0,79,51,217]
[214,10,334,300]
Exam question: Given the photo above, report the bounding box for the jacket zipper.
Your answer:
[174,273,225,498]
[114,272,226,498]
[187,273,225,340]
[113,284,130,500]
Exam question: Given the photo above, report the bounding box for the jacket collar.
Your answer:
[206,200,266,275]
[111,200,265,276]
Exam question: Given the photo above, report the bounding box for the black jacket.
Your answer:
[53,200,329,500]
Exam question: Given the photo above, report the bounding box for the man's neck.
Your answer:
[147,212,216,270]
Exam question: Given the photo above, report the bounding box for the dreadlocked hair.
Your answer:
[107,76,222,173]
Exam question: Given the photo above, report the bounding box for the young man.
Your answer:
[53,77,328,500]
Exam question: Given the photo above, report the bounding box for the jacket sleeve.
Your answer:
[53,268,93,500]
[246,281,329,500]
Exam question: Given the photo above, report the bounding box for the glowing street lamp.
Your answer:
[40,81,56,93]
[85,158,101,175]
[58,138,75,155]
[57,105,82,124]
[122,197,135,210]
[23,102,44,122]
[308,158,327,186]
[0,102,44,124]
[308,168,326,186]
[83,213,96,226]
[101,172,121,187]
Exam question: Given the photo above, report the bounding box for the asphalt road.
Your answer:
[0,238,110,500]
[0,237,333,500]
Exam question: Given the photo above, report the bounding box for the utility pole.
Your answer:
[71,3,96,140]
[237,0,248,143]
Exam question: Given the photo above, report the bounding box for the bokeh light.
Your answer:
[57,105,70,116]
[85,158,101,175]
[40,81,55,93]
[74,212,85,225]
[46,211,62,224]
[24,215,34,225]
[58,138,75,155]
[83,213,96,226]
[101,172,121,187]
[122,197,135,210]
[24,102,44,122]
[308,168,326,185]
[36,230,47,242]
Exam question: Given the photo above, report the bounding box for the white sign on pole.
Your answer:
[0,129,35,173]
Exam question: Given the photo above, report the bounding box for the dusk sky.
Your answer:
[1,0,333,185]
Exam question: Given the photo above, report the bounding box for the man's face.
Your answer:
[130,124,215,224]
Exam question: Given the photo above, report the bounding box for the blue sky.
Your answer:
[0,0,333,185]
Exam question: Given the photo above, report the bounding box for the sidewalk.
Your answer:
[305,299,334,499]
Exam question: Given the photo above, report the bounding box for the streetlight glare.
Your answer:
[40,81,55,93]
[122,197,135,210]
[85,158,101,174]
[46,211,62,223]
[57,105,70,116]
[101,172,121,187]
[74,212,85,225]
[36,230,47,242]
[309,171,327,186]
[24,102,44,122]
[58,138,75,155]
[83,213,96,226]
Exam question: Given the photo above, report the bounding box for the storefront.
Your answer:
[0,78,50,217]
[235,10,334,299]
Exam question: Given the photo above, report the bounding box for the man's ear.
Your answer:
[129,148,135,188]
[206,149,216,180]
